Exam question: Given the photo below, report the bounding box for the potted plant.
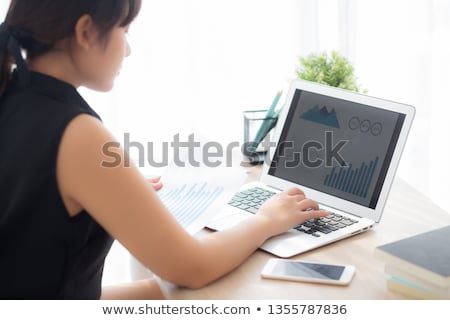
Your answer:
[295,51,366,93]
[243,51,366,165]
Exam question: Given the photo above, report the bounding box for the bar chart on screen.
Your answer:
[324,157,379,198]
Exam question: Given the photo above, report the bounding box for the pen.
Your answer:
[266,90,283,118]
[248,91,283,153]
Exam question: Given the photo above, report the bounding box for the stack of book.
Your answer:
[374,225,450,299]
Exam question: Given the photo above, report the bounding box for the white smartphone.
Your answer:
[261,258,355,286]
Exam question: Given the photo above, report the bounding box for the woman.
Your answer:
[0,0,328,299]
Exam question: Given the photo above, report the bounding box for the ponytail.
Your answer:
[0,24,15,96]
[0,23,35,96]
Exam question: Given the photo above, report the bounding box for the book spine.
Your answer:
[374,247,449,288]
[385,264,450,293]
[387,277,449,300]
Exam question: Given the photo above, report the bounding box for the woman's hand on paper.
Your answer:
[148,176,163,191]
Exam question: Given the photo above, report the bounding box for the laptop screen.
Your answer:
[268,89,406,209]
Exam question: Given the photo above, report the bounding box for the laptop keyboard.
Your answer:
[228,187,358,237]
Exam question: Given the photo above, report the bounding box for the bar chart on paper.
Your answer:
[159,182,225,229]
[324,157,379,198]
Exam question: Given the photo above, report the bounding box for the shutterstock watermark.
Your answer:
[101,132,348,169]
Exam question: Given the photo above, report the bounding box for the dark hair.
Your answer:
[0,0,141,95]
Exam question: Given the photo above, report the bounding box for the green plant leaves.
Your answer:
[296,51,366,93]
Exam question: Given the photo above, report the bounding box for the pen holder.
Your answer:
[242,110,278,165]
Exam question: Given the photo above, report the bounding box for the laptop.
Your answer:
[207,79,415,258]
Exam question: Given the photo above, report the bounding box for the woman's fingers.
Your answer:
[148,176,163,191]
[149,176,161,183]
[298,198,320,211]
[286,187,305,197]
[297,198,329,219]
[302,208,330,220]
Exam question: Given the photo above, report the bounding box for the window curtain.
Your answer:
[348,0,450,214]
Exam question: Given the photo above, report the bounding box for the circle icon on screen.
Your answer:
[371,122,383,136]
[360,120,371,133]
[348,116,360,130]
[348,117,383,136]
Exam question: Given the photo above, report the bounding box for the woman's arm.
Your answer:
[57,115,328,291]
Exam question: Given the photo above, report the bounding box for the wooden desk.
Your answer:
[160,166,450,299]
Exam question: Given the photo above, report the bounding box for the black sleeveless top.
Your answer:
[0,72,114,299]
